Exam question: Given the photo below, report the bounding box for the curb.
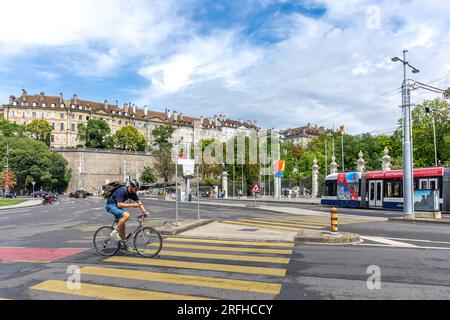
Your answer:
[294,230,360,245]
[158,219,215,236]
[388,217,450,225]
[0,200,42,210]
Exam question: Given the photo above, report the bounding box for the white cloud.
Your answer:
[1,0,450,135]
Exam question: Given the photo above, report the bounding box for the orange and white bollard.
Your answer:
[331,207,339,234]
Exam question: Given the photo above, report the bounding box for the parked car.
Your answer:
[86,192,94,197]
[69,190,87,198]
[3,192,17,198]
[33,191,48,198]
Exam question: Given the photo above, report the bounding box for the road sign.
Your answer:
[251,184,261,194]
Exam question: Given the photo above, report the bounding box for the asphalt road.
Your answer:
[0,197,449,300]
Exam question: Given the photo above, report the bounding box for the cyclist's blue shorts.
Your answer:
[105,203,125,219]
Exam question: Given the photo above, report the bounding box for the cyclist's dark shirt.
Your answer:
[107,186,139,205]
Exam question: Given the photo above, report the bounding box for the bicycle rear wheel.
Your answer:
[93,226,120,256]
[133,227,162,258]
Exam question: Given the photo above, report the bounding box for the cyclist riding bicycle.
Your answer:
[106,179,149,251]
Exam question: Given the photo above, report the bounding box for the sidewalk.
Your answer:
[0,199,42,210]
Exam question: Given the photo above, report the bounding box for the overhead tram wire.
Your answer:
[311,73,450,129]
[315,87,402,125]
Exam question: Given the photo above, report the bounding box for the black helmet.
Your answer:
[128,179,140,190]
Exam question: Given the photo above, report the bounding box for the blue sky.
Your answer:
[1,0,449,134]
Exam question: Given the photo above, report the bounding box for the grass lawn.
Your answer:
[0,199,27,207]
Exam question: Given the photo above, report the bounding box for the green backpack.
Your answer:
[102,181,126,199]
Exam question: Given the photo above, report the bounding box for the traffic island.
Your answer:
[294,229,360,245]
[155,219,215,236]
[389,216,450,225]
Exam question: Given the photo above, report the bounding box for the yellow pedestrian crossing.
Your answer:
[104,256,287,276]
[164,237,295,247]
[29,237,294,300]
[81,266,282,294]
[148,242,293,254]
[221,214,382,232]
[153,249,290,264]
[31,280,210,300]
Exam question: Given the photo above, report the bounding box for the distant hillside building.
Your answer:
[1,90,259,149]
[280,123,330,147]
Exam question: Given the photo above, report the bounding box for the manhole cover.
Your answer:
[239,228,259,232]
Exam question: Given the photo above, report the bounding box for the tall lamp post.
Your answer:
[392,50,420,218]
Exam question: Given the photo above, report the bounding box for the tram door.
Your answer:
[369,180,383,207]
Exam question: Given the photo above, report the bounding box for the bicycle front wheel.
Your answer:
[133,227,162,258]
[93,226,120,256]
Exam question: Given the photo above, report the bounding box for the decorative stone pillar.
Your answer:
[312,158,319,198]
[356,150,366,172]
[382,147,391,171]
[222,171,228,199]
[330,155,338,174]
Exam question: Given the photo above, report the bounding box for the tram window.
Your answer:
[370,183,375,200]
[420,180,428,190]
[385,180,403,198]
[325,180,337,196]
[429,180,437,190]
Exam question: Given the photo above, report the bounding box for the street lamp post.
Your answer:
[392,50,420,218]
[32,181,36,198]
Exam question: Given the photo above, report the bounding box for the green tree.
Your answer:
[0,136,71,193]
[152,125,176,182]
[152,125,175,151]
[0,118,27,137]
[114,125,147,151]
[26,119,53,146]
[141,166,157,184]
[77,119,112,149]
[411,98,450,167]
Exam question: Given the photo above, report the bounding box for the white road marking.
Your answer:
[383,236,450,245]
[360,236,418,248]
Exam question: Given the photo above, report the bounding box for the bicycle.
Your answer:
[93,214,163,258]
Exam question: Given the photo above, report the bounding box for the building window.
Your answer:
[13,102,17,106]
[42,103,46,107]
[51,135,55,143]
[51,122,55,129]
[71,114,75,119]
[118,120,122,125]
[60,113,64,119]
[79,115,83,120]
[86,116,89,121]
[60,104,65,108]
[51,104,56,108]
[71,123,76,131]
[60,123,65,131]
[32,103,37,107]
[32,112,36,118]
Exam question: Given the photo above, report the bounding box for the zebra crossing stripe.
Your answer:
[153,249,290,264]
[104,256,287,276]
[81,266,282,294]
[31,280,210,300]
[164,237,295,247]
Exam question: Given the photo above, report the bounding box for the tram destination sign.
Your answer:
[365,168,444,180]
